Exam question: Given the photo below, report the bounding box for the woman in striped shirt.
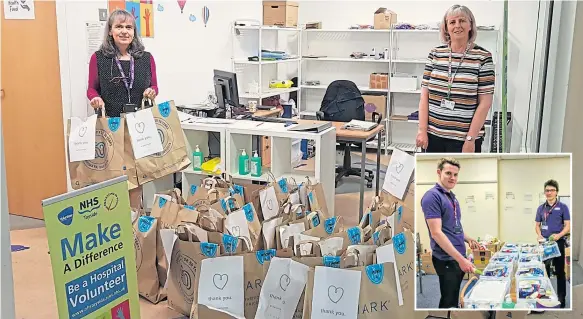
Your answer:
[416,5,495,153]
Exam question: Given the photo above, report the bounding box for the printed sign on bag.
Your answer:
[125,108,163,159]
[382,148,414,200]
[198,256,245,317]
[310,266,361,318]
[68,114,98,162]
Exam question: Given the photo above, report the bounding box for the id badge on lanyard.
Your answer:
[442,43,470,111]
[449,196,462,234]
[542,204,556,230]
[114,56,135,105]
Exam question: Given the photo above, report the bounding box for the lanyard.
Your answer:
[446,194,458,225]
[543,202,557,224]
[114,56,135,103]
[447,43,471,99]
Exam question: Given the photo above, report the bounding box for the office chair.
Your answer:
[316,80,383,188]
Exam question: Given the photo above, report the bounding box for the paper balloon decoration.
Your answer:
[202,5,210,27]
[177,0,186,13]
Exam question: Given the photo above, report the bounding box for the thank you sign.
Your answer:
[42,176,140,319]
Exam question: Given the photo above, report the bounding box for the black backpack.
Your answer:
[320,80,365,122]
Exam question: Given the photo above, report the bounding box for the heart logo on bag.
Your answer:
[231,226,241,237]
[213,274,229,290]
[279,274,291,291]
[395,162,404,174]
[328,285,344,303]
[95,142,106,159]
[135,121,145,133]
[78,125,88,137]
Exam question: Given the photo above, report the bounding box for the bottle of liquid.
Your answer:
[370,48,376,59]
[238,149,250,175]
[251,150,262,177]
[192,145,203,171]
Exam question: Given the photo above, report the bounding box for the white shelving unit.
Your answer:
[231,24,303,106]
[176,119,337,215]
[387,27,500,153]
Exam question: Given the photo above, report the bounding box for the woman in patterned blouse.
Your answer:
[86,9,159,209]
[415,5,495,153]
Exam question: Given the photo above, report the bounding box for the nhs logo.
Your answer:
[79,196,100,220]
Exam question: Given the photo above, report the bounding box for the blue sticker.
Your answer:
[397,206,403,222]
[232,184,244,197]
[373,231,380,246]
[108,117,120,132]
[220,198,228,213]
[366,264,384,285]
[138,216,155,232]
[255,249,276,265]
[347,227,361,245]
[158,101,171,118]
[323,256,341,268]
[190,185,198,195]
[308,192,314,203]
[243,203,254,222]
[278,179,288,193]
[394,233,406,255]
[311,214,321,227]
[184,205,195,210]
[228,199,236,211]
[159,197,167,208]
[57,206,74,226]
[201,242,218,257]
[222,234,239,253]
[368,212,373,226]
[324,217,337,235]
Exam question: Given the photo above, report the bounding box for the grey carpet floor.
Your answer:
[416,262,583,309]
[334,153,388,195]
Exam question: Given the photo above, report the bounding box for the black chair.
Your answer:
[315,80,383,188]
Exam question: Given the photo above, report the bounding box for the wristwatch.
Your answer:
[466,135,474,141]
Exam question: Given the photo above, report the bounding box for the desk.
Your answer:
[333,122,384,220]
[253,108,282,117]
[253,108,281,167]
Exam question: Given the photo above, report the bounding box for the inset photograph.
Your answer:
[414,153,573,311]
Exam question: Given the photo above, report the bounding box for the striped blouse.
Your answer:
[421,44,495,141]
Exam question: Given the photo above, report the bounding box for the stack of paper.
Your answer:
[342,120,378,131]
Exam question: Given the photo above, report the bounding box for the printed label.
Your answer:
[201,242,218,257]
[323,256,340,268]
[255,249,276,265]
[138,216,155,233]
[393,233,406,255]
[243,203,254,222]
[366,264,384,285]
[347,227,361,245]
[324,217,337,235]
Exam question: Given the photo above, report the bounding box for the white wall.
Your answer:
[415,155,571,253]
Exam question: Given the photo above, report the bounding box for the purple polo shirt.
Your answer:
[535,201,570,238]
[421,183,466,261]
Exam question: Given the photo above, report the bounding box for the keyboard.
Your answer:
[251,116,298,124]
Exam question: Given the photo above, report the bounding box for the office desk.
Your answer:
[253,108,282,117]
[332,122,384,220]
[253,108,282,167]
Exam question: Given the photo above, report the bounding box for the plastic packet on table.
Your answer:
[520,246,541,255]
[502,243,519,249]
[516,262,546,278]
[520,243,539,248]
[481,262,513,279]
[490,252,518,264]
[516,277,557,302]
[519,253,542,263]
[464,278,510,309]
[540,241,561,261]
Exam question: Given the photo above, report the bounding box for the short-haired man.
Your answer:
[421,157,479,308]
[535,179,570,308]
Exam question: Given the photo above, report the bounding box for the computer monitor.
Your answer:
[213,69,240,113]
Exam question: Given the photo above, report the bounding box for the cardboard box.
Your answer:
[420,252,436,275]
[263,1,298,27]
[370,73,389,89]
[374,7,397,30]
[472,249,491,267]
[362,94,386,121]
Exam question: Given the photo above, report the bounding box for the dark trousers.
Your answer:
[544,239,567,307]
[432,256,465,308]
[426,133,483,153]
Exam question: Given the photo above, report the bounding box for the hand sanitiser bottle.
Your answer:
[239,149,250,175]
[251,150,262,177]
[193,145,203,171]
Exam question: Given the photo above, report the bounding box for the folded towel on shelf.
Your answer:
[407,111,419,121]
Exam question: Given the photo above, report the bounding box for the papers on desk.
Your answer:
[178,111,195,123]
[184,117,236,125]
[342,120,378,131]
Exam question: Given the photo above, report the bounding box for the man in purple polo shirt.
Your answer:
[535,179,570,308]
[421,157,479,308]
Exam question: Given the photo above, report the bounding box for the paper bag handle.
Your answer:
[99,107,106,118]
[198,215,219,231]
[141,97,154,110]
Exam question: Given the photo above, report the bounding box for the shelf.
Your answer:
[304,28,391,33]
[233,58,301,65]
[182,167,221,177]
[235,25,301,31]
[301,84,388,93]
[391,58,426,64]
[390,89,421,94]
[389,116,492,129]
[302,57,390,63]
[230,171,314,183]
[240,87,299,99]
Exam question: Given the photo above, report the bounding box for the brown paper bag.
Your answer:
[242,250,287,318]
[305,179,330,219]
[355,263,401,318]
[211,194,245,215]
[302,216,344,238]
[122,119,140,190]
[133,215,164,303]
[167,224,219,316]
[67,111,125,189]
[135,99,191,185]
